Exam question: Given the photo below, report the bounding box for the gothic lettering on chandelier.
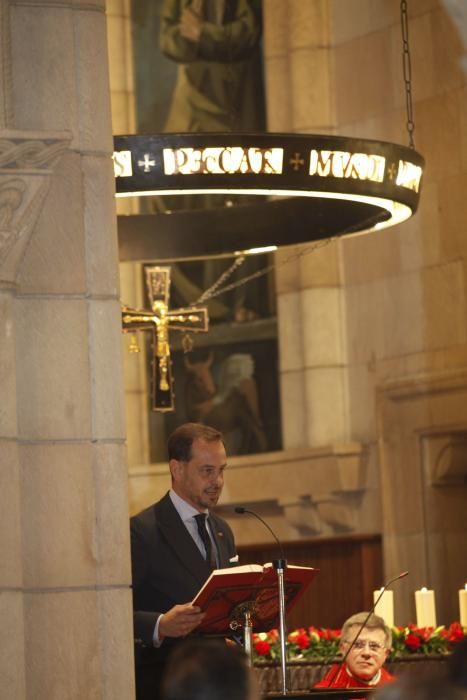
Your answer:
[396,160,422,193]
[163,147,284,176]
[113,150,133,177]
[113,143,423,201]
[309,150,386,183]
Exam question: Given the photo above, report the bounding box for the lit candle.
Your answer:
[373,588,394,627]
[459,585,467,628]
[415,587,437,628]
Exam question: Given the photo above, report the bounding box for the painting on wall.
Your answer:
[149,337,281,461]
[131,0,266,136]
[130,3,281,459]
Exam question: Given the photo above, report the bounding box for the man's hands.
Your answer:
[179,7,202,42]
[159,603,205,638]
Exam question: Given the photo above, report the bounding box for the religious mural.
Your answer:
[154,339,282,460]
[130,1,281,457]
[132,0,265,135]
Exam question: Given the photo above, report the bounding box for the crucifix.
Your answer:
[122,266,209,412]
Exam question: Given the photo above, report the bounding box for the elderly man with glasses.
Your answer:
[315,612,395,689]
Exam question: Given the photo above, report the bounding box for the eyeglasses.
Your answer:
[345,639,386,653]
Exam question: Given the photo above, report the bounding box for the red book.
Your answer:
[192,563,319,634]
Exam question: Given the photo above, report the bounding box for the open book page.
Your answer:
[262,562,313,570]
[210,563,264,576]
[192,563,264,603]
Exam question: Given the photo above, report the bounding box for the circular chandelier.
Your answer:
[113,132,424,260]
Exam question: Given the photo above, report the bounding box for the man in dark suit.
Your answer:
[130,423,238,700]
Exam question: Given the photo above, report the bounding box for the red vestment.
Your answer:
[315,664,395,688]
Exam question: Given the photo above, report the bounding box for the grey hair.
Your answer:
[342,612,392,648]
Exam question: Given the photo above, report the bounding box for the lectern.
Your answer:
[192,562,319,695]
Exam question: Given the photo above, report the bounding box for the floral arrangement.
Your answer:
[253,622,465,663]
[391,622,465,657]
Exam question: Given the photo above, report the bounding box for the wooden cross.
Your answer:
[122,266,209,412]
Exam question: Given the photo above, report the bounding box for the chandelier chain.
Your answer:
[199,259,276,301]
[195,239,333,302]
[400,0,415,148]
[192,255,246,305]
[188,206,386,305]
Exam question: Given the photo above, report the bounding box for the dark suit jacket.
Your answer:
[130,491,237,647]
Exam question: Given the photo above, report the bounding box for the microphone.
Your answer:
[325,570,409,687]
[234,506,286,563]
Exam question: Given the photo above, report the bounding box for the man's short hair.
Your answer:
[168,423,223,462]
[342,612,392,648]
[162,639,255,700]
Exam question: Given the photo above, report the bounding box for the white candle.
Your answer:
[373,588,394,627]
[459,585,467,628]
[415,587,437,628]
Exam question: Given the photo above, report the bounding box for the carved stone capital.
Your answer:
[278,497,323,535]
[315,496,356,533]
[0,130,71,285]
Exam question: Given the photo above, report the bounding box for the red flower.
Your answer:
[446,623,465,643]
[320,628,340,640]
[418,627,434,642]
[308,626,321,642]
[295,631,310,650]
[405,633,421,651]
[269,628,279,642]
[288,628,306,643]
[254,640,271,656]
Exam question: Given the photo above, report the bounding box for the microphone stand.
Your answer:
[235,507,289,695]
[274,557,288,695]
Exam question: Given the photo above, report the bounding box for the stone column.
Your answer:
[0,130,59,700]
[0,1,134,697]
